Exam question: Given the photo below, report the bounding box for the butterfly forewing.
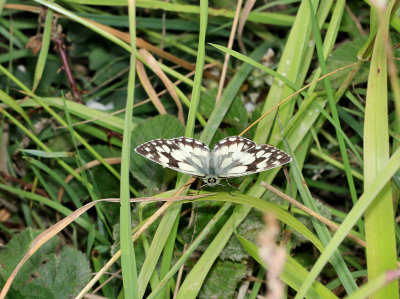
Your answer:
[135,137,210,177]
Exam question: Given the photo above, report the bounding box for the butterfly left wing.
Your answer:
[211,137,291,178]
[135,137,210,177]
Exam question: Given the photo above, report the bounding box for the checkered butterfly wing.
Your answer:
[135,137,211,177]
[211,136,292,178]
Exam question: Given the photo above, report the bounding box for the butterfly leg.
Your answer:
[215,183,236,196]
[197,182,236,196]
[224,179,239,191]
[197,183,209,195]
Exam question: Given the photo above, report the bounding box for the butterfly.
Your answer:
[134,136,291,190]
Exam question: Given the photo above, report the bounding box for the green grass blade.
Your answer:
[0,183,108,243]
[200,42,269,145]
[236,234,338,299]
[284,136,357,293]
[0,89,32,128]
[295,146,400,298]
[363,2,399,298]
[307,0,360,239]
[175,203,250,299]
[26,157,85,211]
[253,0,319,144]
[175,191,325,299]
[137,1,208,297]
[64,0,296,26]
[156,1,209,297]
[119,1,139,297]
[209,43,301,93]
[19,97,130,133]
[32,7,53,90]
[344,271,400,299]
[147,203,232,299]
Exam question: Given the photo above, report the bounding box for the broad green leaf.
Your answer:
[314,36,369,90]
[0,229,59,289]
[219,210,265,261]
[130,114,185,188]
[31,246,91,298]
[199,90,248,130]
[0,229,90,298]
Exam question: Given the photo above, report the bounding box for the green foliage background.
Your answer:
[0,1,399,299]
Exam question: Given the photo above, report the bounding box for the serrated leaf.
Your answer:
[181,207,264,262]
[130,114,185,188]
[198,260,247,299]
[181,202,230,252]
[0,229,59,290]
[30,246,91,299]
[0,229,90,298]
[220,210,265,261]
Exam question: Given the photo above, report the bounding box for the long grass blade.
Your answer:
[119,0,139,297]
[363,2,399,298]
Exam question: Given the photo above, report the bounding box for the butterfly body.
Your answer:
[202,175,220,187]
[135,136,291,188]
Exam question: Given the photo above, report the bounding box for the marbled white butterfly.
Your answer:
[135,136,291,188]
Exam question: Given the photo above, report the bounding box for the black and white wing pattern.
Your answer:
[135,136,291,185]
[211,136,256,175]
[210,136,291,178]
[135,137,211,177]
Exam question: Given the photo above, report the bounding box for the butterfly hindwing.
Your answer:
[135,137,210,177]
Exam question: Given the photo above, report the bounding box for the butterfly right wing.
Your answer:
[211,136,291,178]
[211,136,257,175]
[216,144,292,178]
[135,137,210,177]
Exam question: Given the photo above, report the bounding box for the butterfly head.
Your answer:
[202,175,221,187]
